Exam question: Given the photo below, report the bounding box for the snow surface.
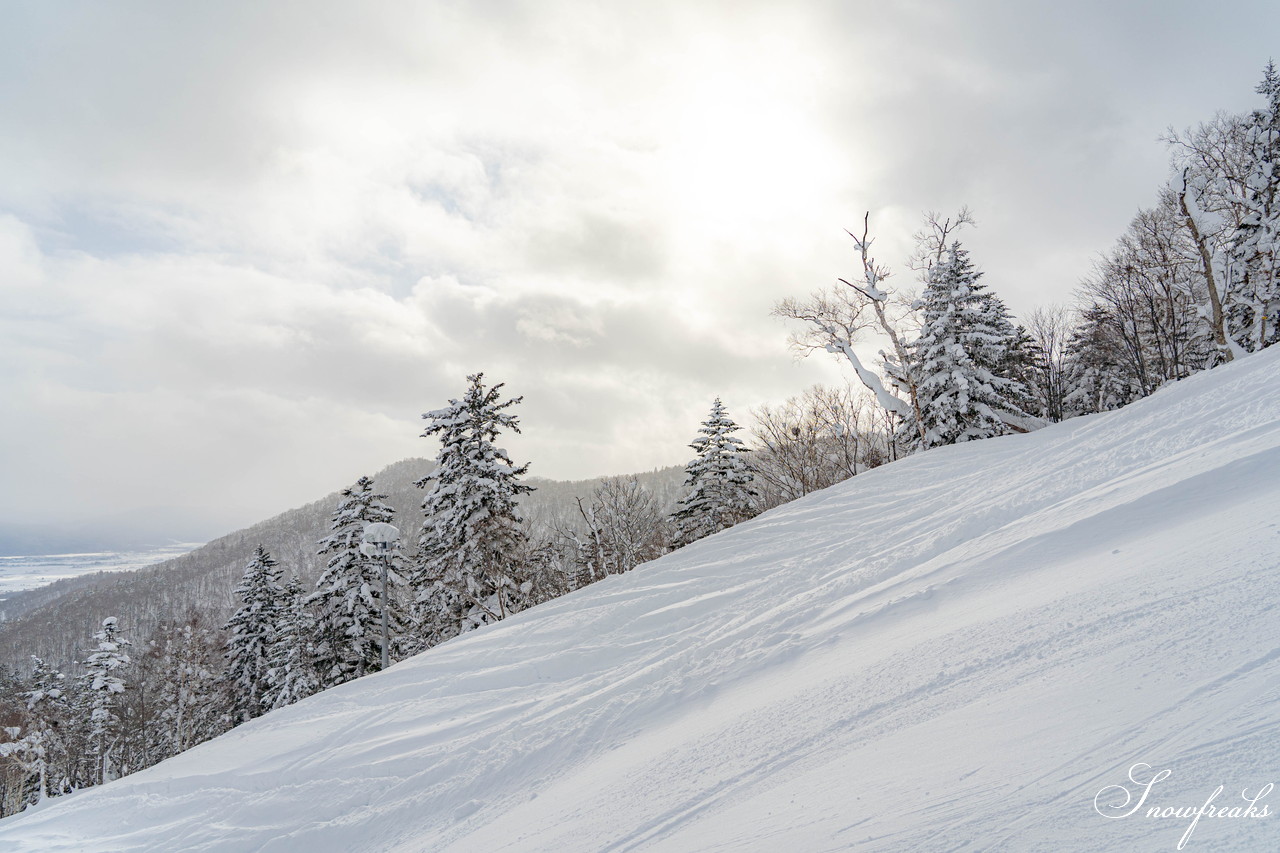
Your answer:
[4,351,1280,851]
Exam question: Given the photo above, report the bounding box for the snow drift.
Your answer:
[3,350,1280,852]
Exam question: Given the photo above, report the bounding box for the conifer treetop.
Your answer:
[421,372,524,444]
[671,398,758,546]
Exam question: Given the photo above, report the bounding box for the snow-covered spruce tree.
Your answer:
[981,302,1039,420]
[906,245,1032,449]
[413,373,535,643]
[265,575,321,709]
[309,476,405,687]
[223,546,284,725]
[1227,62,1280,350]
[670,399,759,547]
[80,618,131,785]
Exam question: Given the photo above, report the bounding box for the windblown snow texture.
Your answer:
[3,350,1280,851]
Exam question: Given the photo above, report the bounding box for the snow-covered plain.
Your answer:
[0,544,201,598]
[3,351,1280,852]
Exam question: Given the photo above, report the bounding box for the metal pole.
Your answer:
[381,552,390,671]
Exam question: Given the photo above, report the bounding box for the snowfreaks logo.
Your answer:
[1093,763,1273,849]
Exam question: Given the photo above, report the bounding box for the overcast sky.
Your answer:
[2,0,1277,533]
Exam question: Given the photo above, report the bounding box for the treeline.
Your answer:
[0,375,769,814]
[1067,63,1279,406]
[779,65,1278,447]
[0,616,225,813]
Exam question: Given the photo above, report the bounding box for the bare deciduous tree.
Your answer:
[774,213,926,445]
[567,476,668,586]
[750,385,889,509]
[1026,305,1073,422]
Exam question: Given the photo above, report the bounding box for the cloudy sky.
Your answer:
[2,0,1276,535]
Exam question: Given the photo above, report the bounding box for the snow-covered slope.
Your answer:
[4,352,1280,852]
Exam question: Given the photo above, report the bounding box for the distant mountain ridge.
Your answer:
[0,458,684,671]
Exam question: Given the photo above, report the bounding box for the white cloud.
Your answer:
[2,0,1278,530]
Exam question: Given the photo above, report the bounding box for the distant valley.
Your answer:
[0,543,202,600]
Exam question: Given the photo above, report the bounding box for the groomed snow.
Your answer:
[3,350,1280,851]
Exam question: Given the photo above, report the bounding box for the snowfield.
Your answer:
[3,350,1280,852]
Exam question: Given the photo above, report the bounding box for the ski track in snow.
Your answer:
[3,350,1280,851]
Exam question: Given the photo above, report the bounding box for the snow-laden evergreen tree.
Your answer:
[266,575,321,709]
[0,657,72,805]
[223,546,283,724]
[1227,62,1280,350]
[414,373,535,642]
[28,656,74,796]
[80,617,131,785]
[905,245,1032,449]
[1061,304,1146,417]
[0,728,48,809]
[148,616,228,760]
[984,314,1040,420]
[309,476,405,687]
[670,399,759,547]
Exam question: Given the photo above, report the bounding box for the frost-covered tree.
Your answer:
[671,399,759,546]
[266,575,321,709]
[569,476,668,584]
[1080,197,1215,395]
[1168,63,1280,356]
[414,373,535,642]
[1227,62,1280,350]
[80,618,131,785]
[147,615,228,759]
[309,477,404,687]
[908,246,1031,448]
[24,657,69,799]
[0,657,72,805]
[774,214,925,445]
[987,318,1039,417]
[1061,304,1149,417]
[0,728,48,810]
[223,546,283,724]
[1024,305,1073,422]
[750,384,888,508]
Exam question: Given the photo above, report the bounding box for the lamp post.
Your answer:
[360,521,400,672]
